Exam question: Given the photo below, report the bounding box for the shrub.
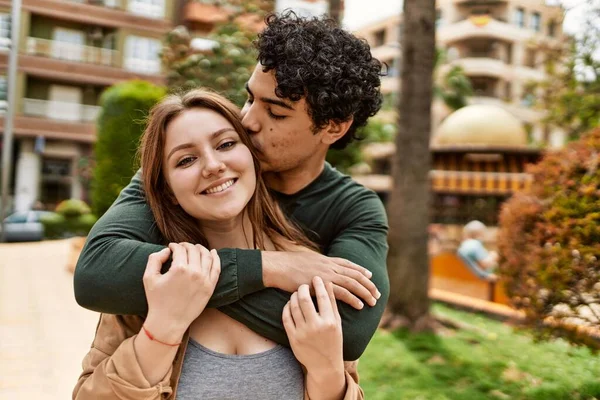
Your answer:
[41,200,98,239]
[326,119,396,173]
[497,128,600,348]
[92,80,166,217]
[55,199,91,218]
[40,212,66,239]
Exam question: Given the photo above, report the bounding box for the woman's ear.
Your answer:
[321,117,354,146]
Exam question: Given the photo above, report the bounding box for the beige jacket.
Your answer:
[73,314,364,399]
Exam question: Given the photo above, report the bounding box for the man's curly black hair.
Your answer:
[255,11,384,150]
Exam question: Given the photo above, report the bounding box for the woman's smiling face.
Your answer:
[163,108,256,224]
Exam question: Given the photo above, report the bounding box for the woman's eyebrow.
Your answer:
[167,128,237,160]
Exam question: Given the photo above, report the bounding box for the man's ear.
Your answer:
[321,117,354,145]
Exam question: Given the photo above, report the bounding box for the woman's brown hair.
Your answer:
[139,88,315,251]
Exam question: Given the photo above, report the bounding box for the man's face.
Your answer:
[240,64,327,173]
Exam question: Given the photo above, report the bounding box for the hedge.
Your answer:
[91,80,166,217]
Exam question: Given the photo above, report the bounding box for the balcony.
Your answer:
[450,57,510,80]
[438,18,532,45]
[25,37,119,67]
[23,98,101,123]
[21,0,172,35]
[64,0,123,9]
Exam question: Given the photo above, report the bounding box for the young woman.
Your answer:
[73,89,363,399]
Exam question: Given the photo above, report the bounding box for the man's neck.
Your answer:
[263,155,326,195]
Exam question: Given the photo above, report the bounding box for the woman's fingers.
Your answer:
[169,243,188,269]
[297,284,317,324]
[144,248,170,279]
[326,281,340,318]
[313,276,334,319]
[290,292,306,325]
[282,302,296,335]
[182,242,200,269]
[209,249,221,282]
[196,244,212,274]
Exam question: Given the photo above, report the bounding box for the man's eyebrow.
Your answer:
[245,82,294,111]
[167,128,235,161]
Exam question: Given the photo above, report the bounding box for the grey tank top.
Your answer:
[176,338,305,400]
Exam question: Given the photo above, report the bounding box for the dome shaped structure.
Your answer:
[433,105,527,148]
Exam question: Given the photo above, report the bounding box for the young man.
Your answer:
[74,12,389,361]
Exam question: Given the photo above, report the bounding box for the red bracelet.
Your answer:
[141,325,182,347]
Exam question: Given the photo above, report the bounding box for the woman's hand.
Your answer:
[143,243,220,343]
[283,276,346,400]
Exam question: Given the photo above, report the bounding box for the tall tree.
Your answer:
[383,0,436,331]
[328,0,343,25]
[532,1,599,140]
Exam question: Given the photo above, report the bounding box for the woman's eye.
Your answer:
[218,141,236,150]
[176,156,195,167]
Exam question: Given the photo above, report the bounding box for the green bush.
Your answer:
[40,212,66,239]
[326,119,396,173]
[497,127,600,348]
[55,199,91,218]
[92,80,166,217]
[41,200,98,239]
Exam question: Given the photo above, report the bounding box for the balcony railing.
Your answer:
[23,98,101,123]
[25,37,119,67]
[64,0,123,9]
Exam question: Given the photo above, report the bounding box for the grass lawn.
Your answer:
[359,303,600,400]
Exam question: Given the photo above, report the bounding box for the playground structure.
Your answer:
[354,105,542,308]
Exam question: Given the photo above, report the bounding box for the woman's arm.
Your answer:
[283,277,364,400]
[74,244,220,398]
[73,315,175,400]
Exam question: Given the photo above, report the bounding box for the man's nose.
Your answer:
[241,104,260,135]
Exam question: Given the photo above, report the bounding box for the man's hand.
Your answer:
[262,251,380,310]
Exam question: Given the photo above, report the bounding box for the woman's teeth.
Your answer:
[204,179,235,194]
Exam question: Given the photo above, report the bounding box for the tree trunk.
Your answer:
[328,0,343,25]
[384,0,436,332]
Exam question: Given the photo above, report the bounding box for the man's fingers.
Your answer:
[331,257,372,278]
[145,248,170,277]
[335,275,377,307]
[337,267,381,300]
[169,243,188,269]
[290,292,306,325]
[332,285,364,310]
[313,277,333,319]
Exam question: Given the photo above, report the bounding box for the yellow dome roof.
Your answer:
[433,105,527,148]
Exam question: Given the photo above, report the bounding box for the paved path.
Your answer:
[0,240,99,399]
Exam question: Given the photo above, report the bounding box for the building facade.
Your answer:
[355,0,566,147]
[0,0,177,212]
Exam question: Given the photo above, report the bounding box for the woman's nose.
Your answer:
[202,153,226,178]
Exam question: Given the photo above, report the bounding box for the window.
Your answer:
[374,29,386,47]
[435,9,443,27]
[0,76,6,112]
[548,20,557,37]
[124,36,161,74]
[514,7,525,28]
[128,0,165,19]
[530,12,541,32]
[0,13,11,50]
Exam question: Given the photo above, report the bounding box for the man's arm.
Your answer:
[218,191,389,361]
[74,171,263,315]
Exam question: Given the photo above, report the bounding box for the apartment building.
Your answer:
[355,0,566,147]
[0,0,177,212]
